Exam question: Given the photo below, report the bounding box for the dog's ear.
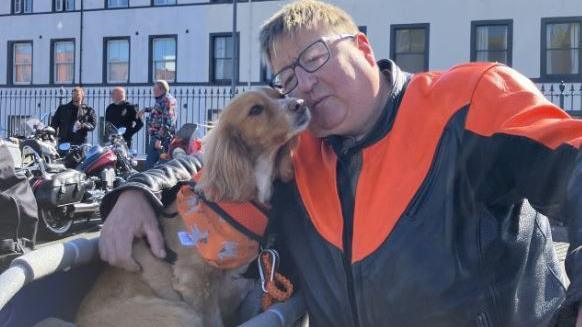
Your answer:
[274,137,297,183]
[197,126,256,202]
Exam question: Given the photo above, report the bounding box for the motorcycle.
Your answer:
[16,113,60,170]
[21,120,138,238]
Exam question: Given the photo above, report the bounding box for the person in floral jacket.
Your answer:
[140,80,177,169]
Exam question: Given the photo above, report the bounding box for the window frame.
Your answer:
[148,34,177,83]
[209,32,240,85]
[389,23,430,73]
[7,40,33,85]
[53,0,75,12]
[103,36,131,84]
[151,0,177,6]
[50,38,76,85]
[540,16,582,82]
[105,0,129,9]
[470,19,513,66]
[12,0,32,14]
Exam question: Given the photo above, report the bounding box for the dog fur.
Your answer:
[197,87,310,204]
[76,202,253,327]
[76,87,309,327]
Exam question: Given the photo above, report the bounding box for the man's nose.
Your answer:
[295,67,316,94]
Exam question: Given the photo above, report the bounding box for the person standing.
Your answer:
[50,87,96,145]
[105,87,143,147]
[140,80,176,169]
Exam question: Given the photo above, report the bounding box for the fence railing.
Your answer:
[0,85,251,156]
[537,81,582,116]
[0,81,581,155]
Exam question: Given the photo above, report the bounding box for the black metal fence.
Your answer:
[0,85,250,156]
[0,81,581,155]
[538,81,582,116]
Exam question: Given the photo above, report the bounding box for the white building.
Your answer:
[0,0,581,151]
[0,0,581,86]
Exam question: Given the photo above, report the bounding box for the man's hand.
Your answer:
[154,139,162,150]
[99,190,166,271]
[137,109,145,119]
[73,121,81,132]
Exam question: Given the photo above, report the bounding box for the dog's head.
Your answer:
[197,87,310,203]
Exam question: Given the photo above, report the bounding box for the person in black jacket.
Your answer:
[105,87,143,147]
[98,1,582,326]
[50,87,96,145]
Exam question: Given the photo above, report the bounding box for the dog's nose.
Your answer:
[288,98,305,113]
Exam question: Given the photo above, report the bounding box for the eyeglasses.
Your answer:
[270,34,356,95]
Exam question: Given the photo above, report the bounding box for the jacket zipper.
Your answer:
[337,152,361,327]
[343,219,360,327]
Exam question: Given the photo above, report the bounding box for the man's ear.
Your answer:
[196,126,256,202]
[355,33,377,67]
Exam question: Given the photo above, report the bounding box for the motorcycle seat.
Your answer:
[45,163,67,173]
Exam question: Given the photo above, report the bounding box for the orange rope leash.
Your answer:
[259,251,294,311]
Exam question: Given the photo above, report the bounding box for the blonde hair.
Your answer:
[259,0,359,66]
[155,80,170,93]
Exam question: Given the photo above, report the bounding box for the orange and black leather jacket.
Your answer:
[102,60,582,326]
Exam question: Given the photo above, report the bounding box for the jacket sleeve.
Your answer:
[50,106,61,129]
[105,105,113,124]
[100,154,202,220]
[127,104,143,135]
[462,65,582,309]
[82,107,96,131]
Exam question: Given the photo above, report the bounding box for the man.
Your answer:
[98,1,582,326]
[50,87,96,145]
[140,80,176,169]
[105,87,143,147]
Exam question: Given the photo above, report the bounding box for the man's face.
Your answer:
[270,27,380,138]
[72,89,84,104]
[112,89,124,103]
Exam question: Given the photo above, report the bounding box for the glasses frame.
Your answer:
[270,33,356,95]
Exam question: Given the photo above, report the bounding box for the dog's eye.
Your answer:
[249,105,264,116]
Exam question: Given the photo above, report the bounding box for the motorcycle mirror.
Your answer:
[117,127,127,135]
[58,143,71,151]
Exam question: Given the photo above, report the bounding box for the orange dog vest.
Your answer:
[176,173,269,270]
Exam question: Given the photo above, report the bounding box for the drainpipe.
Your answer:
[247,0,252,88]
[79,0,84,85]
[231,0,238,95]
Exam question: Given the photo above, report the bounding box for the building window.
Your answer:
[54,0,74,11]
[104,38,130,84]
[390,24,430,73]
[152,0,176,5]
[10,42,33,85]
[107,0,128,8]
[51,40,75,84]
[13,0,32,14]
[471,20,512,66]
[210,33,239,84]
[542,18,582,80]
[150,36,176,82]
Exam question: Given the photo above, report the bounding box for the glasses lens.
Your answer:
[299,40,330,72]
[272,67,297,95]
